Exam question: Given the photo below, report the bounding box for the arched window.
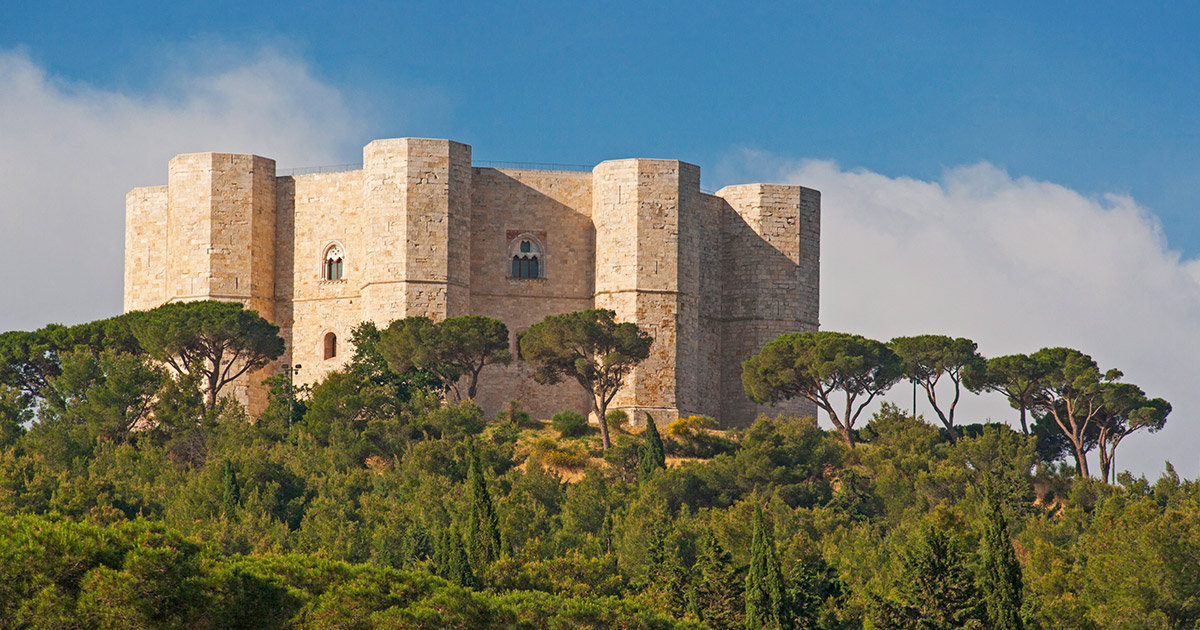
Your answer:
[323,243,345,281]
[508,235,543,279]
[323,332,337,360]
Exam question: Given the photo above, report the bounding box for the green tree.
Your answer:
[638,413,666,482]
[873,524,985,629]
[349,322,440,407]
[1030,347,1117,479]
[378,315,511,402]
[441,526,476,589]
[691,530,744,630]
[0,383,31,448]
[641,524,688,617]
[130,300,284,409]
[889,335,984,441]
[468,447,502,569]
[745,506,788,630]
[742,331,903,448]
[41,349,167,444]
[0,315,142,404]
[221,459,241,519]
[1094,382,1170,484]
[979,485,1024,630]
[976,354,1047,435]
[0,329,60,400]
[518,309,652,450]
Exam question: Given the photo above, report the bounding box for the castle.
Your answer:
[124,138,820,425]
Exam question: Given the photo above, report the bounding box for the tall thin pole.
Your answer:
[287,366,293,427]
[283,363,301,427]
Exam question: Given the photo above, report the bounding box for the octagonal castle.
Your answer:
[124,138,820,425]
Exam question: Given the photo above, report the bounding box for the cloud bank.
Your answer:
[0,48,367,332]
[720,151,1200,477]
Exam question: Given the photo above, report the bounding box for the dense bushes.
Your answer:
[1,313,1196,629]
[551,409,588,438]
[0,514,701,629]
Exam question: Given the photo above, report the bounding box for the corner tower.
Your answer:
[124,152,278,412]
[592,159,705,424]
[716,184,820,422]
[360,138,472,323]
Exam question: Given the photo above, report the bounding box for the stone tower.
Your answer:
[717,185,821,422]
[126,152,278,411]
[592,159,705,421]
[360,138,473,322]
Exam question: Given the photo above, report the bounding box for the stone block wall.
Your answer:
[715,184,820,423]
[360,138,472,324]
[124,186,168,311]
[468,168,595,420]
[276,169,364,384]
[593,159,707,425]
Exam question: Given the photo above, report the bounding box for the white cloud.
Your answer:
[0,48,369,332]
[720,150,1200,478]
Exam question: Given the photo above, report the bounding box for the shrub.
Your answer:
[666,415,733,458]
[495,399,536,428]
[605,409,630,433]
[551,410,588,438]
[601,435,641,483]
[667,415,717,438]
[531,438,589,470]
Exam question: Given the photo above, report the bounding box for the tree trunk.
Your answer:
[928,385,961,442]
[1098,445,1114,484]
[595,398,612,451]
[1018,406,1028,435]
[206,369,219,410]
[943,419,961,442]
[839,424,855,449]
[466,368,481,400]
[839,398,856,449]
[1070,442,1090,479]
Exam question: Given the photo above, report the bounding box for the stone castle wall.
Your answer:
[124,138,819,425]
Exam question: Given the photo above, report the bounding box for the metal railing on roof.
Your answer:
[278,160,596,176]
[473,160,593,172]
[276,160,715,192]
[276,164,362,176]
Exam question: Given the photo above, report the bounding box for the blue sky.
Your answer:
[2,2,1199,476]
[6,2,1199,248]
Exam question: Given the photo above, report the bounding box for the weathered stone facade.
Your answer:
[125,138,820,425]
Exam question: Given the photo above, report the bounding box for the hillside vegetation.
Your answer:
[0,305,1193,629]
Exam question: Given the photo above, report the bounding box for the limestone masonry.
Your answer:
[124,138,820,424]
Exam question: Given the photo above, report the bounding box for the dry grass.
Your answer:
[503,416,739,483]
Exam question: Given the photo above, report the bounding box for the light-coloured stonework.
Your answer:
[124,138,820,425]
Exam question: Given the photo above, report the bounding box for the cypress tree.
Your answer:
[644,524,688,616]
[446,525,476,588]
[692,530,744,630]
[638,412,667,482]
[873,524,985,629]
[432,528,449,576]
[467,446,501,568]
[220,459,240,519]
[980,487,1025,630]
[745,505,788,630]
